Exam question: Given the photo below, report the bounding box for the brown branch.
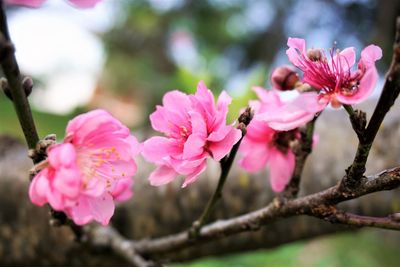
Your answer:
[127,166,400,257]
[0,0,39,151]
[329,211,400,231]
[86,226,159,267]
[341,16,400,189]
[342,104,367,140]
[283,117,316,198]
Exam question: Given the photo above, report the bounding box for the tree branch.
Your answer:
[341,16,400,189]
[130,166,400,257]
[0,0,39,151]
[86,226,158,267]
[327,211,400,231]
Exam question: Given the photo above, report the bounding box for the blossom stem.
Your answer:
[342,104,355,117]
[0,1,39,151]
[189,108,253,238]
[343,104,366,140]
[283,117,316,198]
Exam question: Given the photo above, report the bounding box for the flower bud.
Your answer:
[22,76,33,97]
[270,65,299,91]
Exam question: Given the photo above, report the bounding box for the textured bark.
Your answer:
[1,102,400,266]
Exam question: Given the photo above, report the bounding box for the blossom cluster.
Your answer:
[28,37,382,226]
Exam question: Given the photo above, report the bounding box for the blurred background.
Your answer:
[0,0,400,266]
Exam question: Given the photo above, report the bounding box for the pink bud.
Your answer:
[270,65,299,91]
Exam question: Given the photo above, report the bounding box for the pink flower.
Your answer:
[142,81,242,188]
[255,89,326,131]
[287,37,382,106]
[6,0,101,8]
[29,109,140,225]
[239,87,298,192]
[258,38,382,132]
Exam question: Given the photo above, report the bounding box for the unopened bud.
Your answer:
[270,65,299,91]
[22,76,33,97]
[0,77,12,100]
[307,48,323,61]
[0,76,34,101]
[238,107,253,126]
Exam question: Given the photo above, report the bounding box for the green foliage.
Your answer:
[172,230,400,267]
[0,95,71,140]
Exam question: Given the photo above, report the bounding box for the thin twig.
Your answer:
[283,117,316,198]
[330,211,400,231]
[189,107,253,237]
[0,0,39,151]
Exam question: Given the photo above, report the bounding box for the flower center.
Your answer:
[272,130,297,153]
[77,146,122,190]
[179,126,189,138]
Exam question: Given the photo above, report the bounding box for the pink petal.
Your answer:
[111,178,133,202]
[216,90,232,119]
[268,149,295,192]
[208,127,242,161]
[253,87,282,108]
[181,160,207,188]
[53,167,81,198]
[148,165,178,186]
[47,143,76,168]
[257,92,327,131]
[83,178,107,198]
[335,47,356,72]
[360,44,382,67]
[142,136,181,163]
[67,0,101,8]
[195,81,216,113]
[245,119,275,143]
[336,67,378,104]
[286,38,306,68]
[171,156,207,175]
[69,194,115,226]
[189,111,207,137]
[150,105,191,137]
[29,170,51,206]
[183,134,206,159]
[239,139,270,173]
[5,0,46,7]
[163,90,192,114]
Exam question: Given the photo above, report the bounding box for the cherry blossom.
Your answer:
[239,87,298,192]
[29,109,140,225]
[142,81,242,188]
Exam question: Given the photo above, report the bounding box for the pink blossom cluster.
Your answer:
[29,110,140,225]
[142,81,242,187]
[239,38,382,191]
[28,37,383,225]
[261,38,382,131]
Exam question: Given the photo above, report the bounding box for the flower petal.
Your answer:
[149,165,178,186]
[208,127,242,161]
[256,92,327,131]
[268,149,295,192]
[183,134,206,159]
[239,139,271,173]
